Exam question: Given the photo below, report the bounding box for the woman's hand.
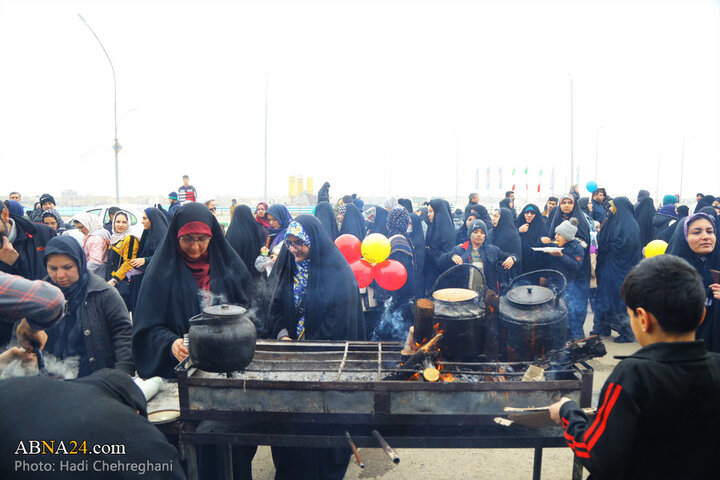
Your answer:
[0,346,36,369]
[518,224,529,233]
[540,237,552,244]
[549,250,563,257]
[451,254,463,265]
[711,284,720,300]
[172,338,189,362]
[279,336,292,341]
[108,278,118,287]
[260,246,269,256]
[130,257,146,268]
[502,257,515,269]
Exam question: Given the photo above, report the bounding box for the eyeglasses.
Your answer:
[179,235,212,245]
[285,239,307,250]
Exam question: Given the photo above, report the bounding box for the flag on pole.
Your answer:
[511,167,516,191]
[550,167,555,192]
[538,169,543,193]
[474,167,479,189]
[524,165,529,192]
[498,167,503,189]
[485,167,491,189]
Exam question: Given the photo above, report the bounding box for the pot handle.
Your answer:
[432,263,487,300]
[507,269,567,298]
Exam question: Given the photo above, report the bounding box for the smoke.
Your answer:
[0,350,79,380]
[371,300,411,341]
[198,290,228,310]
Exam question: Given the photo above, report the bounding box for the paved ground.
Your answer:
[249,312,640,480]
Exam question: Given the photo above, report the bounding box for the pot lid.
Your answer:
[432,288,478,302]
[506,285,554,306]
[202,304,247,317]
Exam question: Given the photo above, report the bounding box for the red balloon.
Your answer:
[373,259,407,291]
[350,259,374,288]
[335,234,362,263]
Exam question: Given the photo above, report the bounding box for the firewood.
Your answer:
[383,349,439,381]
[536,335,607,368]
[413,298,435,344]
[423,367,440,382]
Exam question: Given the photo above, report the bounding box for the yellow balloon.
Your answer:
[361,233,391,264]
[644,239,668,258]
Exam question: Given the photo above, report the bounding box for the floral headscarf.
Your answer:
[286,220,311,339]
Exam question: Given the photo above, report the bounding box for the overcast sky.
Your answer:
[1,0,718,204]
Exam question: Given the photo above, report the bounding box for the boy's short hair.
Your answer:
[621,255,706,333]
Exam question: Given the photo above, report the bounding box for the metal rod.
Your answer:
[532,447,543,480]
[377,342,382,381]
[372,430,400,464]
[344,431,364,468]
[335,342,349,381]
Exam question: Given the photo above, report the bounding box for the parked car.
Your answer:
[64,204,147,242]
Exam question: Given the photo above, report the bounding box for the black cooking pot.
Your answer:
[432,264,486,360]
[497,270,569,361]
[188,304,256,372]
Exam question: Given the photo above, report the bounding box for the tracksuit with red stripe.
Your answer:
[559,340,720,479]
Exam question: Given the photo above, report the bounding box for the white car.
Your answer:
[64,204,148,242]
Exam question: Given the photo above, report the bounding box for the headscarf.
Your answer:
[339,203,366,240]
[255,202,271,229]
[383,198,398,211]
[636,189,651,205]
[138,207,169,259]
[352,197,365,211]
[499,197,516,219]
[314,201,339,240]
[41,209,65,231]
[425,198,456,253]
[7,200,24,217]
[176,221,213,291]
[386,206,411,237]
[398,198,413,213]
[489,207,522,267]
[366,204,389,236]
[634,196,657,247]
[264,215,365,342]
[678,205,690,219]
[43,236,90,374]
[226,205,266,275]
[132,202,253,378]
[109,211,133,245]
[515,204,548,274]
[266,204,293,249]
[74,212,111,245]
[694,195,717,214]
[467,204,493,233]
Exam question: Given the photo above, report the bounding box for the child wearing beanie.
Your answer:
[543,217,587,340]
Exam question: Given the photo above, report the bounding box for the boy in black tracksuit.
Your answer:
[550,255,720,479]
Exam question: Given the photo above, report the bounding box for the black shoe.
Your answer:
[613,335,635,344]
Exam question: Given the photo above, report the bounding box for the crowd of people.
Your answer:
[1,178,720,479]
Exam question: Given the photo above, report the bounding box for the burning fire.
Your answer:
[407,322,456,382]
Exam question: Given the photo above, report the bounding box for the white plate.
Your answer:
[532,247,563,253]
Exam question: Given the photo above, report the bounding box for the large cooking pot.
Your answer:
[431,264,486,360]
[188,304,256,372]
[497,270,569,361]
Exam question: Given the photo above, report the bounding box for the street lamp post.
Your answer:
[78,14,120,203]
[569,74,574,191]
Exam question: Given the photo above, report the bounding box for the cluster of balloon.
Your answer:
[586,181,598,193]
[644,239,668,258]
[335,233,407,290]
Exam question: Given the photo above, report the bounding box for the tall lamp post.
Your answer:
[569,74,574,191]
[78,14,120,203]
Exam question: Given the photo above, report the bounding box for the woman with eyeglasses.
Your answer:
[132,202,258,478]
[105,210,140,311]
[264,215,365,480]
